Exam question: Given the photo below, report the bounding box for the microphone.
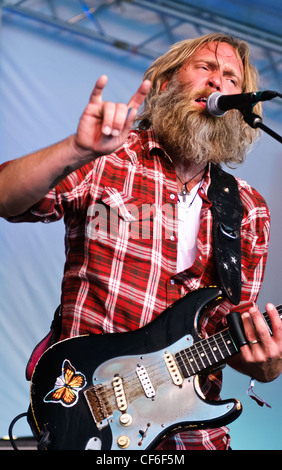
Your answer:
[206,90,278,117]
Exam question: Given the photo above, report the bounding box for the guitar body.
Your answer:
[29,287,242,450]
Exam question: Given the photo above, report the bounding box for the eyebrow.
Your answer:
[193,59,243,84]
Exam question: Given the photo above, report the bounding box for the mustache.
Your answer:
[185,86,213,103]
[166,83,221,119]
[163,80,244,127]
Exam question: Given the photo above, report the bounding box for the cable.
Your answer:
[8,412,28,450]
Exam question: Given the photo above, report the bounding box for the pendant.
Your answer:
[180,184,189,203]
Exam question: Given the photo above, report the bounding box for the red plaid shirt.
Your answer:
[4,128,270,450]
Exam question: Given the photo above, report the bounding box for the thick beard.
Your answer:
[151,78,251,166]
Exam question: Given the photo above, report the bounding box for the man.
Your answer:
[1,32,282,450]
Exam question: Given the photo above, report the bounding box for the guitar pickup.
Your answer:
[112,374,128,412]
[136,364,155,398]
[164,352,184,386]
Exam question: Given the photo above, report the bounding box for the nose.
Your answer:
[207,71,222,92]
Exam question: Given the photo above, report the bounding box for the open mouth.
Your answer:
[195,97,207,103]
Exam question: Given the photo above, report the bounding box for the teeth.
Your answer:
[196,97,207,102]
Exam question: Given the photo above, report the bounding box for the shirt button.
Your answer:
[170,235,175,241]
[170,194,176,200]
[170,279,175,285]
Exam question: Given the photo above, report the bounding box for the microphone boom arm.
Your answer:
[242,110,282,144]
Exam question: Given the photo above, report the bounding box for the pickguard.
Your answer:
[86,335,239,450]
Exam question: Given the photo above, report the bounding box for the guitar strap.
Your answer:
[208,163,244,306]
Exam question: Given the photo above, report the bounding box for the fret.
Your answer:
[175,329,237,378]
[175,351,195,377]
[174,305,282,380]
[174,354,187,377]
[188,347,201,373]
[208,336,224,362]
[210,335,225,360]
[193,340,212,368]
[192,342,210,369]
[188,343,209,372]
[216,331,237,358]
[224,331,236,355]
[204,336,220,364]
[175,339,218,378]
[181,349,198,375]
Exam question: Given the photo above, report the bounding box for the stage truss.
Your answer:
[1,0,282,118]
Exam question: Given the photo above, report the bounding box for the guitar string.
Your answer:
[178,305,282,374]
[93,330,236,405]
[91,305,282,411]
[177,329,236,375]
[91,331,230,412]
[92,360,171,406]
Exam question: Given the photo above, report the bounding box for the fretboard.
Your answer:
[175,305,282,378]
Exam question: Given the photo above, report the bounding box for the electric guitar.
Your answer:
[29,287,282,450]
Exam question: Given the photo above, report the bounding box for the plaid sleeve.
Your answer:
[240,184,270,298]
[3,161,96,224]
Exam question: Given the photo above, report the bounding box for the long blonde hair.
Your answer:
[136,32,261,141]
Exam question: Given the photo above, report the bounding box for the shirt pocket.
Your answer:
[86,187,156,260]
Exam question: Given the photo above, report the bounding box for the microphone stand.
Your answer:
[242,110,282,145]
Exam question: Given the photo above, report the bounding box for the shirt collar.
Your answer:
[137,127,168,159]
[130,127,213,196]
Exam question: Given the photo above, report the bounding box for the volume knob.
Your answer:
[117,435,130,449]
[119,413,132,426]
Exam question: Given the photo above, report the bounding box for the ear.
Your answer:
[160,79,168,91]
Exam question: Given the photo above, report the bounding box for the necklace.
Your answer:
[176,167,206,203]
[178,177,204,209]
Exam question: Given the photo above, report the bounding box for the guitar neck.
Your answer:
[175,305,282,378]
[263,304,282,335]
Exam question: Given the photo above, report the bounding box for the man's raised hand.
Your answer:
[74,75,151,159]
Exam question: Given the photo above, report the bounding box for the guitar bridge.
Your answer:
[84,384,113,430]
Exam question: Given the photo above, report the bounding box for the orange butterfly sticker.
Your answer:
[44,359,87,407]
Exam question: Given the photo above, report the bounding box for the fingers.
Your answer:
[265,303,282,341]
[242,304,271,345]
[238,303,282,382]
[239,306,266,366]
[90,76,151,135]
[89,75,108,105]
[241,303,282,355]
[241,305,262,344]
[101,102,129,137]
[124,79,151,132]
[127,79,151,113]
